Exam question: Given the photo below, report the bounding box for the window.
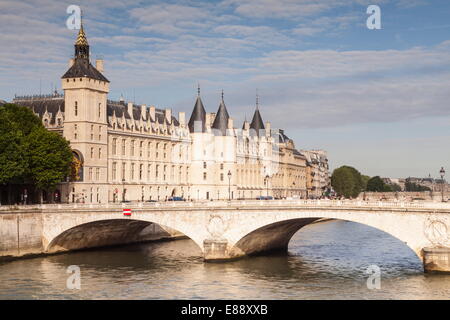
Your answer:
[112,162,117,180]
[147,142,151,158]
[156,165,159,179]
[139,164,143,180]
[112,138,117,155]
[95,168,100,180]
[98,148,102,158]
[147,164,151,182]
[131,163,135,180]
[98,103,101,118]
[74,101,78,116]
[203,162,207,169]
[163,165,167,181]
[90,147,94,158]
[203,172,207,180]
[122,139,126,155]
[131,140,135,156]
[90,125,94,140]
[74,124,77,139]
[122,163,126,180]
[89,168,93,180]
[140,141,143,157]
[98,126,101,140]
[220,163,224,170]
[220,173,224,181]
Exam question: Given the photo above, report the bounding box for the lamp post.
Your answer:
[228,170,232,201]
[122,178,125,202]
[440,167,445,202]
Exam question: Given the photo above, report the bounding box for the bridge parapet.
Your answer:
[1,199,450,212]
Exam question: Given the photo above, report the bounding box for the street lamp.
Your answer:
[440,167,445,202]
[228,170,232,201]
[122,178,125,202]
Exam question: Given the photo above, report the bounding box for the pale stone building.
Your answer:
[302,150,330,198]
[13,22,319,203]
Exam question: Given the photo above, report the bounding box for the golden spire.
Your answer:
[75,11,88,46]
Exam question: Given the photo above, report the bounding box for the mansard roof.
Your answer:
[212,99,230,135]
[13,95,64,125]
[278,129,292,143]
[61,58,109,82]
[106,100,179,125]
[188,96,206,133]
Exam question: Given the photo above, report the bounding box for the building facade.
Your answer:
[13,23,326,203]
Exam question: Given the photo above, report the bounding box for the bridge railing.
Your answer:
[1,199,449,212]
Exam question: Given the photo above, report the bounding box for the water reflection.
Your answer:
[0,220,449,299]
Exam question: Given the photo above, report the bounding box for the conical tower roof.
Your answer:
[250,93,265,135]
[188,95,206,133]
[212,91,230,135]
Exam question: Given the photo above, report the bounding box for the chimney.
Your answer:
[227,118,234,130]
[149,105,156,121]
[179,112,185,126]
[141,104,147,120]
[265,121,271,135]
[96,59,104,73]
[69,58,75,68]
[127,102,133,118]
[165,108,172,124]
[206,113,215,129]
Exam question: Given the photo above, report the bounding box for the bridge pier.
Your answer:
[203,239,240,262]
[422,247,450,273]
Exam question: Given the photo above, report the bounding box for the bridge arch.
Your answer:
[42,212,206,254]
[224,209,431,260]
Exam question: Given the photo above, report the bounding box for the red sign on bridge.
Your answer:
[123,209,132,216]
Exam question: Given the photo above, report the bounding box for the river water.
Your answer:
[0,220,449,300]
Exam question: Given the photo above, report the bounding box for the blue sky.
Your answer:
[1,0,450,178]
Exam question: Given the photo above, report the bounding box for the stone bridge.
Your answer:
[1,200,450,273]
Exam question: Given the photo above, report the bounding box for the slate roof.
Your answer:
[13,96,64,125]
[107,100,179,125]
[188,96,206,133]
[250,108,265,136]
[61,58,109,82]
[211,99,230,135]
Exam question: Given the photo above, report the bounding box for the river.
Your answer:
[0,220,449,299]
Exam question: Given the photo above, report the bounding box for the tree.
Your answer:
[405,181,430,192]
[361,175,370,191]
[0,104,73,203]
[366,176,385,192]
[331,166,363,198]
[26,127,73,192]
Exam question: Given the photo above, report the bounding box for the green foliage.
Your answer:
[405,181,431,192]
[0,104,72,191]
[361,175,370,191]
[331,166,363,198]
[366,176,385,192]
[0,107,27,184]
[26,127,73,191]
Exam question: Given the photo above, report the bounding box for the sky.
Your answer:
[0,0,449,178]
